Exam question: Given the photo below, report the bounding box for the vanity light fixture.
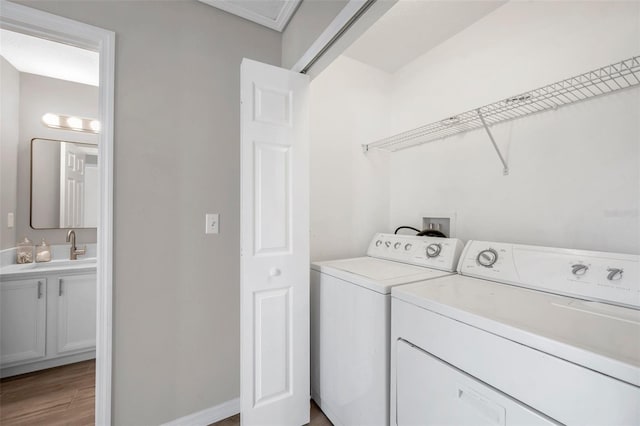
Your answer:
[41,113,100,134]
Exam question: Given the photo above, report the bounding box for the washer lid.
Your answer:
[393,274,640,387]
[311,257,452,294]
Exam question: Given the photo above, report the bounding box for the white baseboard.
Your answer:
[161,398,240,426]
[1,351,96,379]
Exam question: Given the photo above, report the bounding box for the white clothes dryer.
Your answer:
[391,240,640,426]
[311,232,464,426]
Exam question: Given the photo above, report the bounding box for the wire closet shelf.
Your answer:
[363,55,640,154]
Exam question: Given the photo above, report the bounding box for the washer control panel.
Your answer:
[367,233,465,272]
[459,240,640,309]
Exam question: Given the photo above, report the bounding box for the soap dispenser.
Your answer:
[36,239,51,263]
[17,237,34,264]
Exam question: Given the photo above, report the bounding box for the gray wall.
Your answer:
[281,0,349,69]
[0,56,19,249]
[16,1,282,424]
[18,73,98,244]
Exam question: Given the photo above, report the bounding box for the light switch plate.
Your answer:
[205,213,219,234]
[7,212,14,229]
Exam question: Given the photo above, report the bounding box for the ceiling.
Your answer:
[344,0,506,74]
[0,1,504,85]
[0,29,99,86]
[198,0,302,32]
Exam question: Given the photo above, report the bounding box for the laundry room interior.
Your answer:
[310,0,639,261]
[306,2,639,425]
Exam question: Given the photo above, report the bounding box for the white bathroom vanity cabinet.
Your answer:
[1,264,96,377]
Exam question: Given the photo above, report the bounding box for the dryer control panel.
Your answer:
[367,233,464,272]
[459,241,640,309]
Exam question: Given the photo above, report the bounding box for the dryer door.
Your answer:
[395,340,557,426]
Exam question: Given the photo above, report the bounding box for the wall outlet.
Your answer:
[205,213,219,234]
[422,213,456,238]
[7,212,14,229]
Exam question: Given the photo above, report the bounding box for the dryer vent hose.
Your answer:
[394,226,447,238]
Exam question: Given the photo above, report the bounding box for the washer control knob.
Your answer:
[375,240,382,247]
[571,264,589,276]
[477,249,498,267]
[426,243,442,258]
[404,243,413,251]
[384,241,391,248]
[606,268,624,281]
[394,242,401,249]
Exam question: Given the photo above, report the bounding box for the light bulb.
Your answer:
[42,113,60,127]
[66,116,83,129]
[89,120,101,132]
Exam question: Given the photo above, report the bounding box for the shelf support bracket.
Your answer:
[362,144,369,154]
[477,108,509,175]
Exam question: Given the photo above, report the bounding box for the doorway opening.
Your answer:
[0,3,114,424]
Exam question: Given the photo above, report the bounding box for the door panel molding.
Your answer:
[253,84,293,127]
[253,287,293,407]
[254,141,292,256]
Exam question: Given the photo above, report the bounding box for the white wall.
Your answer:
[312,1,640,256]
[17,72,98,244]
[310,55,391,261]
[0,57,19,249]
[388,1,640,254]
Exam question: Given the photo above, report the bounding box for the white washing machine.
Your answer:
[310,232,464,426]
[391,240,640,426]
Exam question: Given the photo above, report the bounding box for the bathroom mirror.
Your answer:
[30,138,98,229]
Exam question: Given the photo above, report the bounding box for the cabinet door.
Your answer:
[1,278,46,365]
[57,274,96,354]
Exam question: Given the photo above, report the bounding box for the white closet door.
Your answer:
[240,58,310,426]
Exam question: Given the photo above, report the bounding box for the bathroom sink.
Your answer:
[31,258,97,268]
[0,257,97,275]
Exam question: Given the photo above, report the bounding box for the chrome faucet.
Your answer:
[66,229,86,260]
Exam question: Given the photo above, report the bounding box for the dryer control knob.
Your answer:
[426,243,442,258]
[571,264,589,276]
[375,240,382,247]
[385,241,391,248]
[394,242,401,249]
[477,249,498,267]
[606,268,623,281]
[404,243,412,251]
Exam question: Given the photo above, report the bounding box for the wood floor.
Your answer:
[1,361,329,426]
[0,360,95,426]
[211,400,333,426]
